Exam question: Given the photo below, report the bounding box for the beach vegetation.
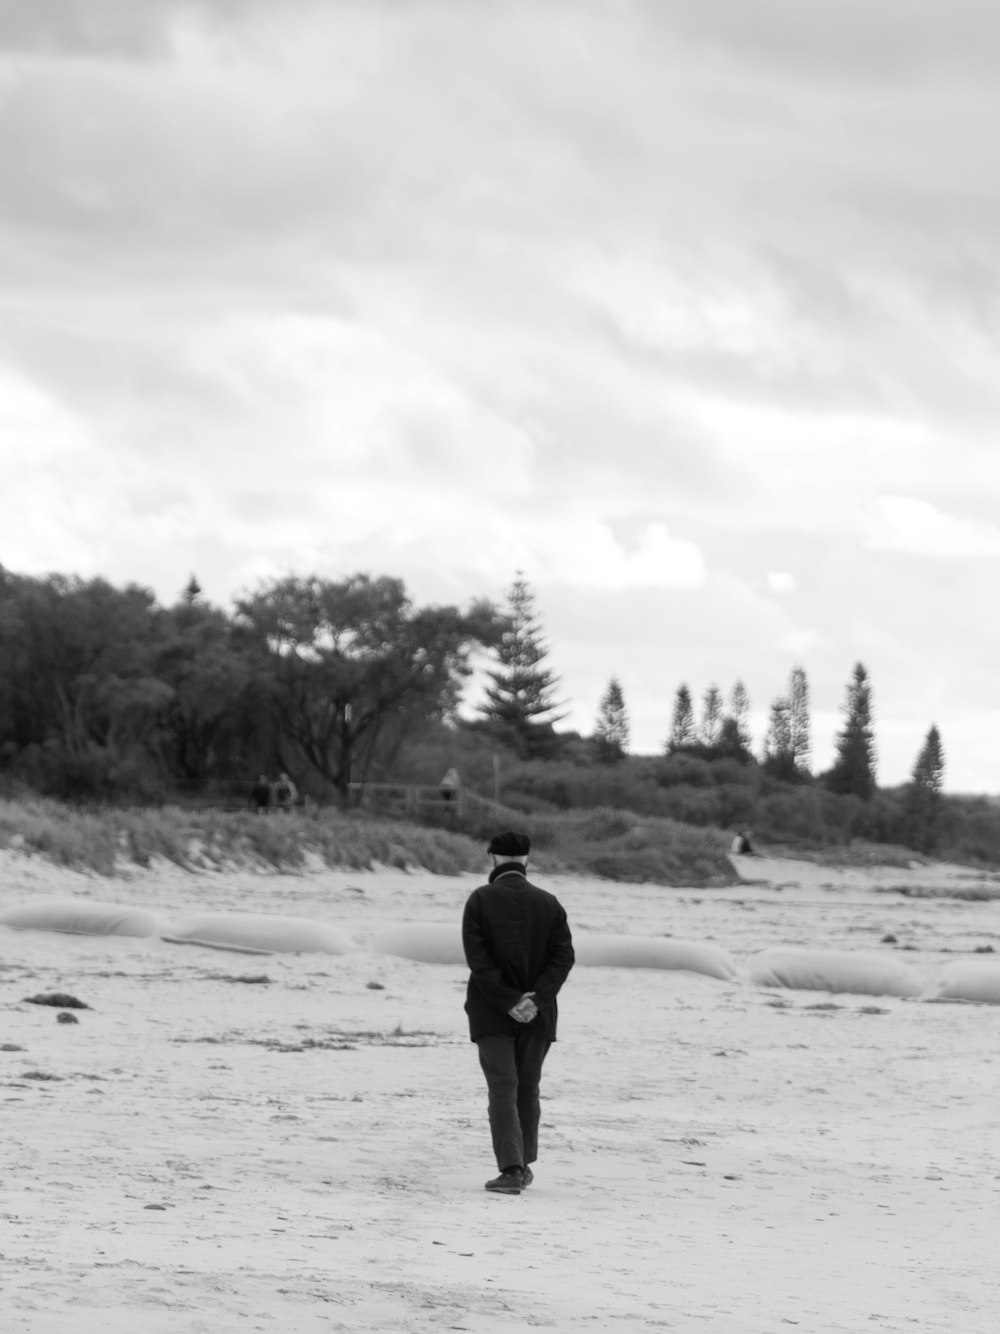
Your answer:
[1,563,997,875]
[0,793,734,885]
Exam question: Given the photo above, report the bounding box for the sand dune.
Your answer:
[3,847,1000,1332]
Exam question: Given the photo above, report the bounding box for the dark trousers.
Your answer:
[476,1031,552,1171]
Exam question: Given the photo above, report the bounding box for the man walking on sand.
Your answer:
[462,831,574,1195]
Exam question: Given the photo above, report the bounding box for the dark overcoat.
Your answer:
[462,863,575,1042]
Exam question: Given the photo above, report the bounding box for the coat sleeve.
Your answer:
[462,891,524,1015]
[531,907,575,1003]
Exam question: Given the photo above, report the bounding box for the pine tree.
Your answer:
[787,664,811,775]
[762,696,797,781]
[727,679,753,754]
[700,683,724,749]
[716,715,753,762]
[594,676,630,762]
[478,574,565,754]
[902,724,945,853]
[825,662,877,799]
[666,684,696,752]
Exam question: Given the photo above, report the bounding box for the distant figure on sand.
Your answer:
[440,767,461,802]
[249,774,271,815]
[462,831,575,1196]
[731,830,755,855]
[274,772,298,813]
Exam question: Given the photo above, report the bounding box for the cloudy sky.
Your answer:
[2,0,998,791]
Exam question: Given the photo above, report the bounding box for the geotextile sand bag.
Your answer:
[370,924,465,964]
[931,960,1000,1004]
[573,933,741,981]
[748,947,924,998]
[164,912,352,955]
[370,925,741,979]
[0,898,160,938]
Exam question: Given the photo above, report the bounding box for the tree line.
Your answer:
[462,574,948,854]
[0,567,498,803]
[0,563,948,851]
[656,661,945,854]
[0,565,584,805]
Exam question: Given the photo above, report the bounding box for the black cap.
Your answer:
[487,831,531,858]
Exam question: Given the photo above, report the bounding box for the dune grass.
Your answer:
[0,798,486,878]
[7,794,991,893]
[0,795,739,886]
[0,798,121,877]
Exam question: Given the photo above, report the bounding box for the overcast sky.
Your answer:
[2,0,998,790]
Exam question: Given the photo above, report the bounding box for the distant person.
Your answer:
[440,767,461,802]
[462,831,575,1195]
[274,772,298,813]
[731,830,755,855]
[249,774,271,815]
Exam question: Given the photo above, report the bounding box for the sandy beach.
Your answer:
[4,848,1000,1333]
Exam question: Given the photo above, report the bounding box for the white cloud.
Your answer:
[767,571,796,592]
[262,515,708,599]
[539,521,707,590]
[780,629,822,656]
[184,312,538,492]
[0,363,105,576]
[866,496,1000,558]
[0,363,86,463]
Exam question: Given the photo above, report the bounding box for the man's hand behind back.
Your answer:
[509,992,538,1023]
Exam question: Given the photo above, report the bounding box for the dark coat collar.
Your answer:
[488,861,528,884]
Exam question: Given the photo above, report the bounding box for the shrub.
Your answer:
[656,754,715,789]
[714,783,758,829]
[756,788,828,844]
[653,784,724,826]
[709,757,759,789]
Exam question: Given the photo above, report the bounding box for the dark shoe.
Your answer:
[521,1166,533,1188]
[485,1168,523,1194]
